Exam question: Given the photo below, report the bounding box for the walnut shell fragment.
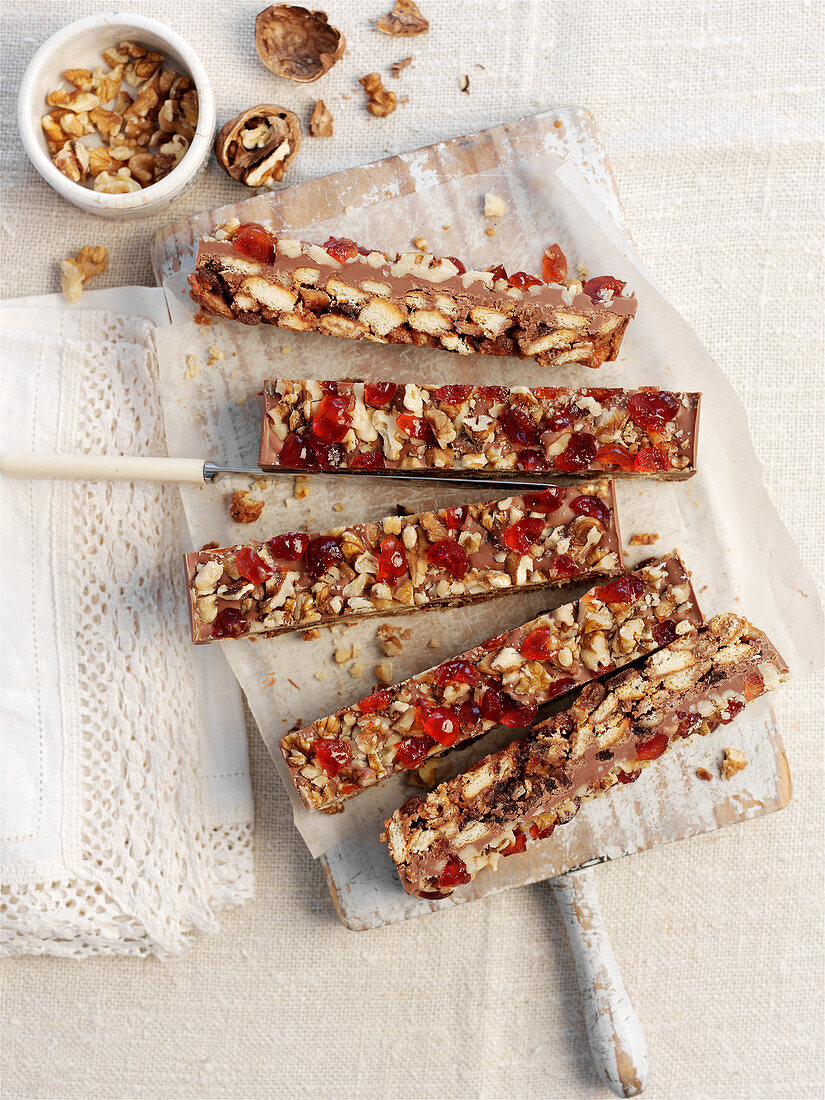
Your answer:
[255,5,345,83]
[359,73,397,118]
[308,99,333,137]
[215,104,302,188]
[377,0,429,37]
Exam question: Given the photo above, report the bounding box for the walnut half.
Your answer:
[255,5,345,83]
[215,105,302,188]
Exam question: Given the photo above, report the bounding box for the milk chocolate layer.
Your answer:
[281,555,702,812]
[188,223,636,369]
[260,380,701,479]
[185,482,622,645]
[384,612,788,897]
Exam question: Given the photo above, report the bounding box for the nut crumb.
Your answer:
[302,628,321,641]
[236,395,247,406]
[309,99,334,137]
[630,532,659,546]
[184,354,199,379]
[696,767,713,781]
[391,56,413,78]
[485,226,496,237]
[207,345,225,365]
[375,661,394,684]
[408,759,441,789]
[229,489,265,523]
[721,747,748,779]
[428,638,439,649]
[459,74,469,94]
[60,244,107,303]
[281,345,291,354]
[334,646,352,664]
[349,661,365,678]
[320,801,345,814]
[484,192,507,218]
[412,235,428,251]
[200,541,220,551]
[333,502,344,512]
[377,623,409,656]
[294,475,310,500]
[377,0,429,36]
[359,72,397,117]
[314,669,328,681]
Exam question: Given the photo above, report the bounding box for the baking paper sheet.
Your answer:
[154,150,822,859]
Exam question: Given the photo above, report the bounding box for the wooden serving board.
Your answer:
[151,110,791,931]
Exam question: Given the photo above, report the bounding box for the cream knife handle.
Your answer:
[551,868,649,1097]
[0,453,206,485]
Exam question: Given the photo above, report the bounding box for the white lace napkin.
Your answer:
[0,293,254,958]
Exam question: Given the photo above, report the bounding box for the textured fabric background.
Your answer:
[2,1,823,1097]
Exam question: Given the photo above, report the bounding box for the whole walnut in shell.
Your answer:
[255,5,345,83]
[215,105,302,188]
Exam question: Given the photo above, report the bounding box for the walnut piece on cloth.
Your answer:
[359,73,397,117]
[60,245,107,302]
[376,0,429,36]
[255,5,345,83]
[308,99,333,136]
[215,105,302,187]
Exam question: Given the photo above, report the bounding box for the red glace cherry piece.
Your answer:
[535,821,556,840]
[545,677,575,700]
[486,264,508,282]
[396,413,432,441]
[235,547,274,585]
[438,855,471,889]
[479,686,506,721]
[502,517,544,553]
[502,832,527,856]
[551,554,580,579]
[211,607,246,639]
[634,446,671,472]
[570,495,611,527]
[358,688,392,714]
[312,394,353,443]
[458,699,481,731]
[500,701,537,728]
[517,450,550,473]
[445,256,466,275]
[583,275,626,302]
[500,404,542,446]
[520,627,561,662]
[508,271,542,289]
[627,390,680,433]
[279,433,315,469]
[721,699,744,724]
[433,385,471,404]
[582,388,618,401]
[743,670,764,701]
[480,631,508,652]
[652,619,677,647]
[618,768,642,784]
[443,505,468,529]
[308,436,345,469]
[417,705,461,747]
[427,539,469,579]
[476,386,508,403]
[542,244,567,283]
[523,487,563,513]
[364,382,397,408]
[313,738,352,777]
[305,536,343,578]
[319,381,339,394]
[268,532,309,560]
[349,451,385,470]
[635,732,669,760]
[433,659,479,687]
[545,404,577,432]
[395,736,435,770]
[535,386,564,399]
[232,223,276,264]
[323,236,359,262]
[595,443,635,471]
[675,710,701,736]
[554,432,598,472]
[377,536,408,582]
[595,575,647,604]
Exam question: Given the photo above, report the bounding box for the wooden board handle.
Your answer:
[551,868,649,1096]
[0,453,206,485]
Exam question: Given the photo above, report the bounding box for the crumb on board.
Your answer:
[314,670,328,681]
[391,56,412,78]
[459,74,469,93]
[696,767,713,782]
[302,628,321,641]
[200,540,220,551]
[207,346,225,365]
[377,623,409,656]
[721,747,748,779]
[630,532,659,546]
[333,502,344,512]
[236,395,247,406]
[334,646,352,664]
[375,661,393,684]
[185,354,200,380]
[294,475,310,500]
[485,226,496,237]
[229,489,264,523]
[428,638,439,649]
[349,661,365,678]
[483,192,507,218]
[412,235,428,251]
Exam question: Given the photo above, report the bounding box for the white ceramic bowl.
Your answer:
[18,12,215,219]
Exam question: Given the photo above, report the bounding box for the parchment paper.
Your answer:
[154,150,822,859]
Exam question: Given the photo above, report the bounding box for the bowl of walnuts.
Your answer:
[18,12,216,219]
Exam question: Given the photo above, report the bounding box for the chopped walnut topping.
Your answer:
[60,245,107,303]
[377,0,429,36]
[308,99,334,137]
[229,490,265,523]
[359,73,397,117]
[721,748,748,779]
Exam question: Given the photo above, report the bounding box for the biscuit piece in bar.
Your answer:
[188,222,636,369]
[280,556,701,811]
[260,380,701,479]
[383,613,788,897]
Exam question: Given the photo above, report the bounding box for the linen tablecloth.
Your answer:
[1,1,822,1096]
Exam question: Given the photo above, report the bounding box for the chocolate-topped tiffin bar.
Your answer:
[185,482,622,644]
[188,222,636,369]
[384,613,788,898]
[260,380,701,479]
[280,556,701,811]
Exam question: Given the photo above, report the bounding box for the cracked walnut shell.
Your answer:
[377,1,429,37]
[255,5,345,83]
[215,105,302,187]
